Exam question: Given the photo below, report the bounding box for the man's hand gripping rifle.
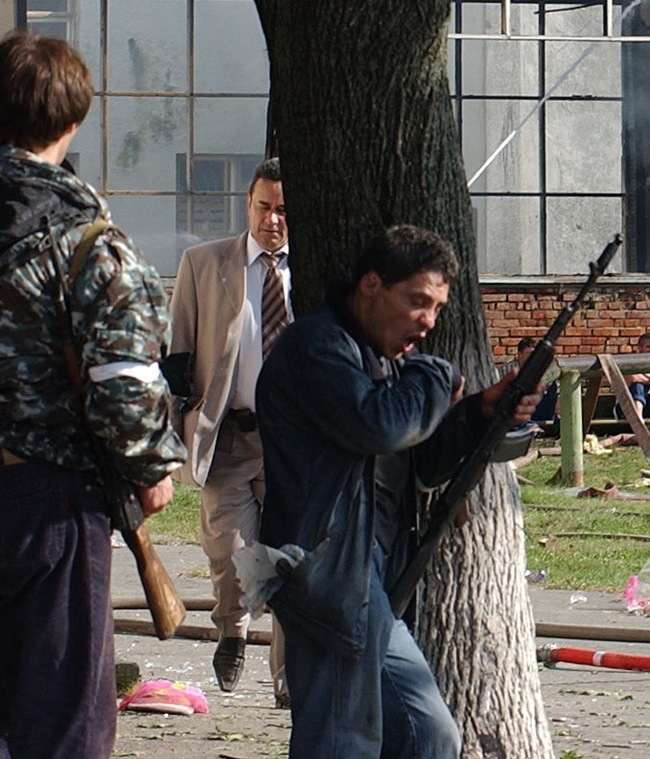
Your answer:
[389,234,623,619]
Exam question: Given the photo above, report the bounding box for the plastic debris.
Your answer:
[118,679,209,715]
[623,559,650,615]
[569,592,588,605]
[525,569,547,582]
[583,434,612,455]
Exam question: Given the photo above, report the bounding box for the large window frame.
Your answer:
[450,0,650,273]
[14,0,650,274]
[19,0,267,275]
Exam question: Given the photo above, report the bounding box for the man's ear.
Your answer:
[357,271,382,297]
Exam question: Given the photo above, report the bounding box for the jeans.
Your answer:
[282,546,461,758]
[0,461,115,759]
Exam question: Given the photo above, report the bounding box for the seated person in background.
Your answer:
[614,333,650,420]
[499,337,560,435]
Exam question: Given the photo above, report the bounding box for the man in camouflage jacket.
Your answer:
[0,32,186,759]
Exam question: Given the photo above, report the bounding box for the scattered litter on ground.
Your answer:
[623,559,650,616]
[556,484,650,501]
[118,679,209,716]
[525,569,547,582]
[577,481,619,498]
[583,434,612,455]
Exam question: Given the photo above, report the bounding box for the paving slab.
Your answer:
[110,543,650,758]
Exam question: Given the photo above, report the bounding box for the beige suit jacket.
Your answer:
[169,233,248,487]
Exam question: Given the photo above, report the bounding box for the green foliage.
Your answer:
[143,448,650,593]
[147,483,201,544]
[520,446,650,591]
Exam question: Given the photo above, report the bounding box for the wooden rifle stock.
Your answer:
[47,218,186,640]
[121,521,187,640]
[388,234,623,619]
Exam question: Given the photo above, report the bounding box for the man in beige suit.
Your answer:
[170,158,290,703]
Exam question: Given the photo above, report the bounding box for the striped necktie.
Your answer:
[261,252,291,358]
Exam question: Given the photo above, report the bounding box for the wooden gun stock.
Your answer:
[46,219,187,641]
[121,521,187,640]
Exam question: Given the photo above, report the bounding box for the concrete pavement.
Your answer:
[111,542,650,759]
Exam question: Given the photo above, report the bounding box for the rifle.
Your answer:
[389,234,623,619]
[47,219,186,640]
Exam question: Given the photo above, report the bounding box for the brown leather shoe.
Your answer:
[213,637,246,692]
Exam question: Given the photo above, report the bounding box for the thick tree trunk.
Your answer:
[254,1,554,756]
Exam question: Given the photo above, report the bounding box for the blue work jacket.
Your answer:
[256,290,487,657]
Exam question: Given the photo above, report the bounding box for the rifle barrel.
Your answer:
[389,234,623,618]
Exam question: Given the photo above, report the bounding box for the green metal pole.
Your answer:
[559,369,584,486]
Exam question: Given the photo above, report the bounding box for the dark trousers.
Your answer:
[0,461,116,759]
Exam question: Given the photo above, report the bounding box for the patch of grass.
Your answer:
[147,483,201,544]
[144,447,650,593]
[520,445,650,591]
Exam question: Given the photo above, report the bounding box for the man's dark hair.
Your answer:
[517,337,536,352]
[0,31,93,152]
[352,224,459,288]
[638,333,650,345]
[249,157,281,194]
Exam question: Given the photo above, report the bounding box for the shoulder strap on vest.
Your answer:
[69,219,112,280]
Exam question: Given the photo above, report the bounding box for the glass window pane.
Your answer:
[28,0,68,11]
[545,101,622,194]
[458,39,539,97]
[175,152,261,241]
[545,3,604,38]
[545,40,622,98]
[546,196,624,275]
[193,159,226,192]
[68,96,102,189]
[195,0,269,93]
[77,3,102,86]
[194,96,267,154]
[461,2,500,36]
[108,195,193,277]
[473,195,541,275]
[459,2,539,37]
[27,20,68,39]
[462,99,540,193]
[107,97,188,191]
[107,0,188,92]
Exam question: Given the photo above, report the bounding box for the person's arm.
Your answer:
[73,229,186,488]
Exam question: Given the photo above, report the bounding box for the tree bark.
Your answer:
[254,1,554,756]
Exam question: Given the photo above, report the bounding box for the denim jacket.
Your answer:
[256,286,487,657]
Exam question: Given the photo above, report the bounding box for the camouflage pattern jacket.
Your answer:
[0,146,186,486]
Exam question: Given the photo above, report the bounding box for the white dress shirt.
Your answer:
[230,232,291,412]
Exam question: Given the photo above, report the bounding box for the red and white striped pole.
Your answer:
[538,644,650,672]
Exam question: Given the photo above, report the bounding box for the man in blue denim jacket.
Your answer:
[254,225,540,758]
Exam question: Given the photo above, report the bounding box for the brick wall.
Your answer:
[481,276,650,366]
[164,274,650,367]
